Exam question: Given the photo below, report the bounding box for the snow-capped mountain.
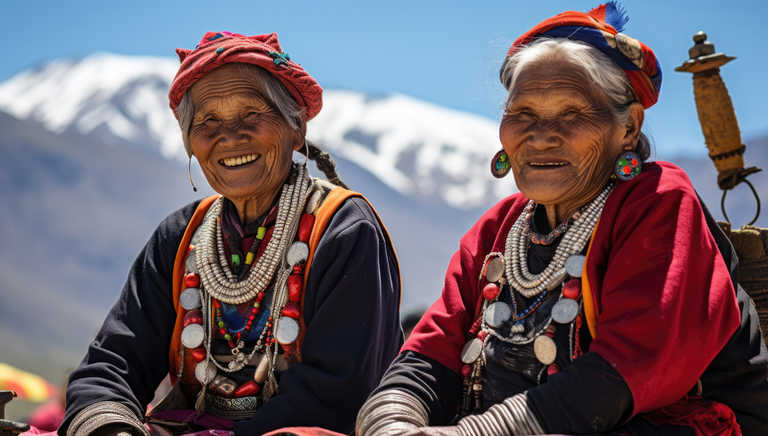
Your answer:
[0,53,510,208]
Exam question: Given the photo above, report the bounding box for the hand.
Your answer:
[399,426,462,436]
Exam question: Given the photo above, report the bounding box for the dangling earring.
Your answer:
[490,149,511,178]
[613,150,642,181]
[188,156,198,192]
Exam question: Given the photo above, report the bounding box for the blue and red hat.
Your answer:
[505,2,662,109]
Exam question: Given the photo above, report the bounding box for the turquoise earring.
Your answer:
[491,150,511,178]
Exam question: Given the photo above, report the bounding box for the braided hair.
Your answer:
[298,140,347,189]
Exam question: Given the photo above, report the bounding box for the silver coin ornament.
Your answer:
[195,360,217,384]
[181,323,205,349]
[460,338,484,364]
[484,302,512,328]
[533,335,557,365]
[180,288,202,310]
[286,242,309,267]
[185,249,198,273]
[485,257,504,283]
[275,316,300,344]
[565,254,586,278]
[551,299,580,324]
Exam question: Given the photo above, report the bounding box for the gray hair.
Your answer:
[177,63,306,156]
[499,38,651,160]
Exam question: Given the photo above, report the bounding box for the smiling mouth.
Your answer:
[528,161,569,169]
[219,153,260,168]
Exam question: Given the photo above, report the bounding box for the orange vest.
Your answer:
[167,186,400,388]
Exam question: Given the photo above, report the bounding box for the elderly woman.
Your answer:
[356,4,768,436]
[58,32,402,436]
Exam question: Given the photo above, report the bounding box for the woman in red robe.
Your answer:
[356,3,768,436]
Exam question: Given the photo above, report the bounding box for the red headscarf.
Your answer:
[168,31,323,120]
[504,2,662,109]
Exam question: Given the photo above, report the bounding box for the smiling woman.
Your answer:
[56,31,403,436]
[358,3,768,436]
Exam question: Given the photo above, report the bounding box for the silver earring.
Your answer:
[188,156,198,192]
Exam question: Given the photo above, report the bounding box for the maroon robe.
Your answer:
[404,161,741,425]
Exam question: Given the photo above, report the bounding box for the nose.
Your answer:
[525,124,563,151]
[216,121,252,147]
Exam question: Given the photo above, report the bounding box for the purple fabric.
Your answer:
[149,409,234,430]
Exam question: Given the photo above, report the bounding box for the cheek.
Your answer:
[499,122,521,159]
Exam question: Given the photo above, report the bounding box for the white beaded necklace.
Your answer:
[504,184,612,298]
[196,164,312,305]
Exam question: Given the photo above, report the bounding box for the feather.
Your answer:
[604,1,630,32]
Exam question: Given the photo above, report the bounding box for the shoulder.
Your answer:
[459,193,529,256]
[612,161,698,201]
[151,199,204,245]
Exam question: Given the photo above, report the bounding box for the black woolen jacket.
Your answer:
[60,197,403,436]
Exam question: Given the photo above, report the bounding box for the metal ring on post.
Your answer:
[720,179,761,226]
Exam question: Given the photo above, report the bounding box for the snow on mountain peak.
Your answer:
[0,53,513,208]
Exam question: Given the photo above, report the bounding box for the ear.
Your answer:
[621,102,644,151]
[292,122,307,151]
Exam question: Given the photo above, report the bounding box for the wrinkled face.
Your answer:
[189,64,301,202]
[500,58,625,209]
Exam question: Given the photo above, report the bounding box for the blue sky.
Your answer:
[2,0,767,158]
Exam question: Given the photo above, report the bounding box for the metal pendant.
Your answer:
[286,242,309,267]
[227,352,248,372]
[209,375,237,396]
[275,316,300,344]
[485,256,504,283]
[460,338,483,364]
[195,360,217,384]
[484,302,511,328]
[533,335,557,365]
[565,254,586,278]
[180,288,202,310]
[181,323,205,349]
[551,299,579,324]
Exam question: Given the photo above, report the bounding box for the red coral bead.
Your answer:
[298,214,315,242]
[183,310,203,327]
[477,330,488,341]
[288,274,303,302]
[547,363,560,376]
[562,278,581,300]
[184,273,199,288]
[282,302,301,319]
[234,380,261,397]
[293,264,305,275]
[461,364,472,377]
[190,347,207,362]
[482,283,501,300]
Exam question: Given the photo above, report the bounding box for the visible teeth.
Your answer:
[222,154,258,167]
[530,162,567,166]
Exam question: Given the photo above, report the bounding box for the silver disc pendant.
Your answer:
[195,360,217,384]
[181,323,204,349]
[185,249,198,273]
[286,242,309,267]
[551,299,579,324]
[180,288,202,310]
[460,338,483,364]
[533,335,557,365]
[275,316,300,344]
[484,302,511,328]
[565,254,586,278]
[485,257,504,283]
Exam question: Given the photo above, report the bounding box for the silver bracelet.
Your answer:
[457,393,544,435]
[66,401,148,436]
[356,389,429,436]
